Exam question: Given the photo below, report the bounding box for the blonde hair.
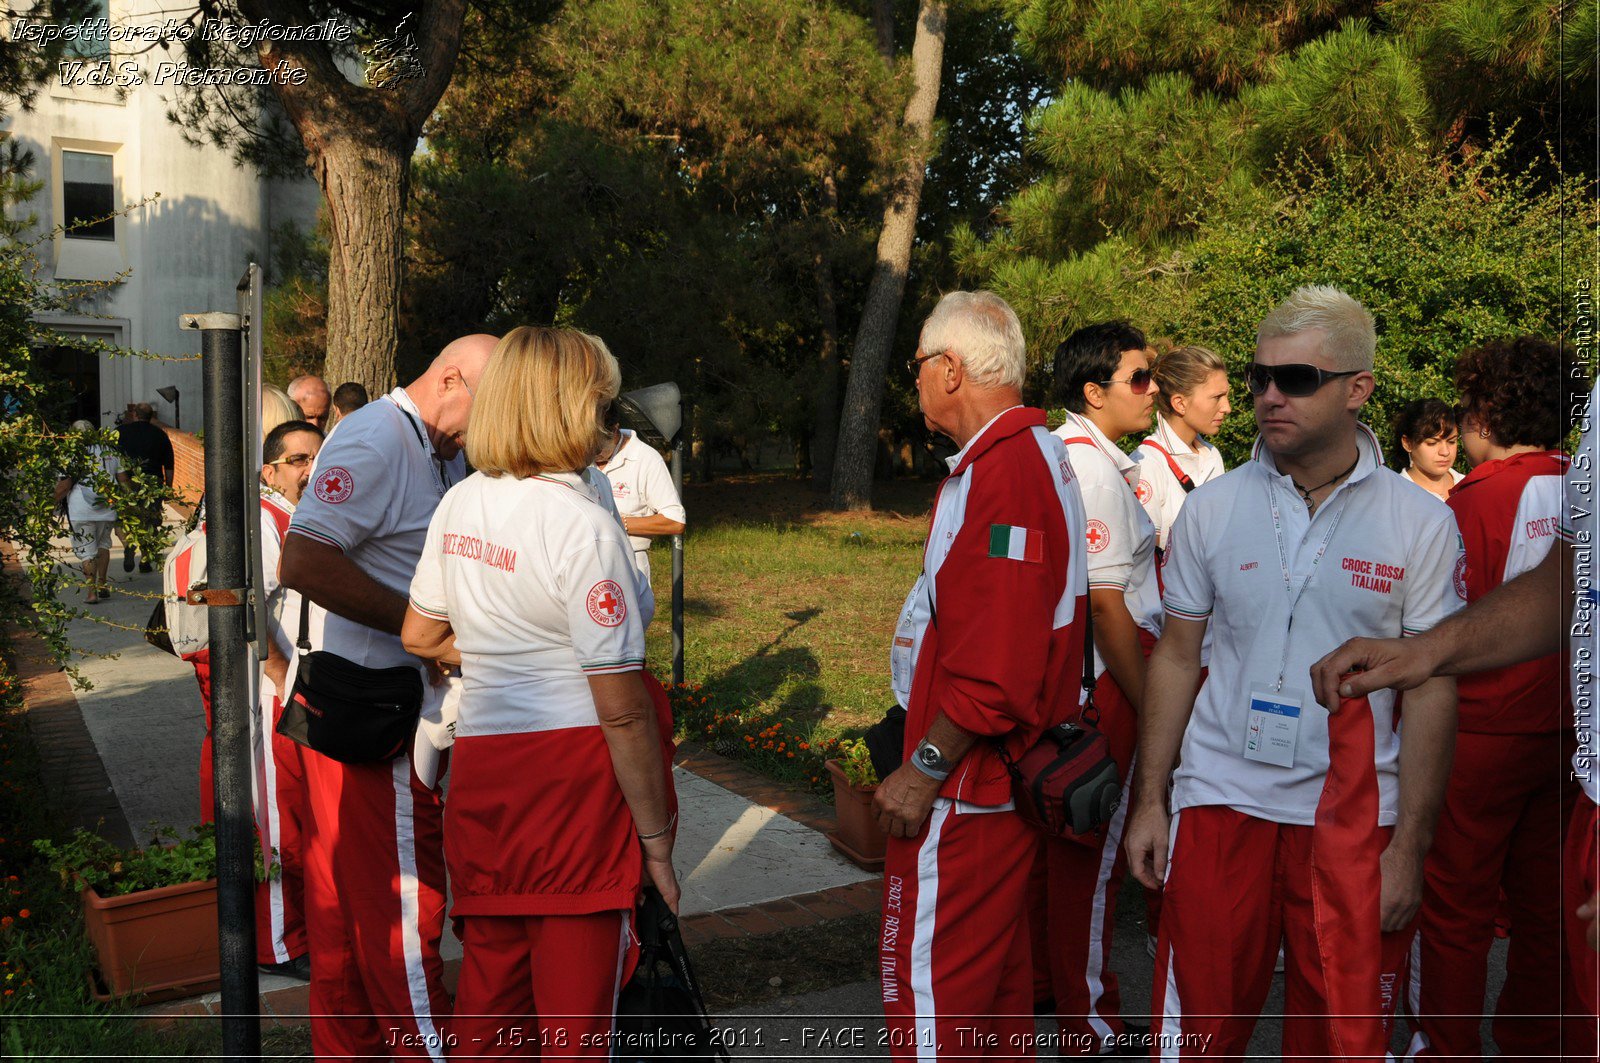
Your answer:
[1256,284,1376,372]
[467,326,622,477]
[1152,345,1227,416]
[261,384,304,437]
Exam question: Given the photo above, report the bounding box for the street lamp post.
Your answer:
[615,383,685,686]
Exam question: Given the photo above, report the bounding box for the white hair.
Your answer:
[919,290,1027,390]
[1256,284,1376,372]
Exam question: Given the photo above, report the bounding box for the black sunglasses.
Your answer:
[1246,363,1360,398]
[1096,368,1154,395]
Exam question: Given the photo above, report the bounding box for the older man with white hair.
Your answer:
[1124,285,1465,1058]
[875,290,1090,1059]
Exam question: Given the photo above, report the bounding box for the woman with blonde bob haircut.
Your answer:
[467,326,622,477]
[402,324,678,1058]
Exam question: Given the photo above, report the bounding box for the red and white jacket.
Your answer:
[891,407,1090,806]
[1448,449,1568,734]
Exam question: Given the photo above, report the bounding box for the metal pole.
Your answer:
[186,311,261,1058]
[671,436,684,687]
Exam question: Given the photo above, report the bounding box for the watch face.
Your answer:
[918,745,940,766]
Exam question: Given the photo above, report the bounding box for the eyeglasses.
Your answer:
[1246,363,1361,398]
[907,351,946,378]
[266,453,315,468]
[1096,368,1154,395]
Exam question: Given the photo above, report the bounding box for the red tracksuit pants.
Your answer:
[1565,795,1600,1057]
[303,748,452,1060]
[1028,670,1139,1054]
[194,659,308,966]
[1152,695,1408,1061]
[881,801,1038,1060]
[451,910,634,1060]
[1409,730,1589,1060]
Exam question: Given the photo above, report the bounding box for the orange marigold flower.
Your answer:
[799,742,810,750]
[15,910,26,919]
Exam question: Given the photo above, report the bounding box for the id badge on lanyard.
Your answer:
[1242,479,1349,768]
[890,573,931,709]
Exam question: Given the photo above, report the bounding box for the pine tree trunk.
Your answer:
[809,175,843,491]
[316,133,409,394]
[830,0,947,511]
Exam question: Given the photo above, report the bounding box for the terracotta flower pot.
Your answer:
[81,878,221,1002]
[825,759,887,872]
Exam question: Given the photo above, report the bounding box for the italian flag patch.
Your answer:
[989,524,1043,562]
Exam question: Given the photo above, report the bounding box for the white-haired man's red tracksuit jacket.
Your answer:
[880,406,1089,1060]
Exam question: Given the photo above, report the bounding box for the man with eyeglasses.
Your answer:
[1028,321,1161,1055]
[1123,285,1465,1057]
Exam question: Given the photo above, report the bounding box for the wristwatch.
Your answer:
[911,738,954,780]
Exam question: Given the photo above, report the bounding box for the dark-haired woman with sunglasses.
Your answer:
[1028,320,1162,1053]
[1407,336,1591,1062]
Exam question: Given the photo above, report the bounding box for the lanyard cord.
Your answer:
[1266,476,1352,691]
[393,398,450,498]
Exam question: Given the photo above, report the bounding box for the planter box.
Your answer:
[825,759,886,872]
[82,878,221,1003]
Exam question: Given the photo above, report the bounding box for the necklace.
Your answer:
[1292,454,1360,513]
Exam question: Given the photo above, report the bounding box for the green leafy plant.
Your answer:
[835,738,879,788]
[33,824,271,898]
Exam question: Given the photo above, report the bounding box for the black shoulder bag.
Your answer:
[614,887,729,1063]
[277,600,424,763]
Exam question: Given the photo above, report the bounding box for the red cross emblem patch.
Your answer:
[1452,554,1468,601]
[1135,479,1152,504]
[1085,519,1110,554]
[313,466,353,504]
[586,580,627,627]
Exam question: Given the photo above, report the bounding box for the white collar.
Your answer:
[1065,411,1137,474]
[599,428,637,472]
[1153,414,1209,457]
[945,405,1024,472]
[260,483,295,513]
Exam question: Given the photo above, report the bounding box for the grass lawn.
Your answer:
[643,473,936,785]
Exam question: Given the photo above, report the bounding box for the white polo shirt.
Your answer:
[598,429,685,580]
[1054,412,1163,675]
[1132,414,1226,552]
[1161,424,1466,826]
[1559,383,1600,804]
[288,388,464,670]
[66,445,121,524]
[407,470,647,737]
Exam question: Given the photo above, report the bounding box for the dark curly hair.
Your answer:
[1388,399,1456,472]
[1454,336,1588,449]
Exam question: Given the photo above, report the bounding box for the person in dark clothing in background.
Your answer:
[114,402,173,573]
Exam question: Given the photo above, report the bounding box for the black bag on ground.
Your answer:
[276,603,422,763]
[614,887,728,1063]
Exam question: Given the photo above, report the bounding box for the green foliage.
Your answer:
[263,218,330,386]
[33,823,270,898]
[973,140,1591,466]
[835,738,879,787]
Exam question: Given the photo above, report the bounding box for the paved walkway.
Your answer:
[16,527,877,1019]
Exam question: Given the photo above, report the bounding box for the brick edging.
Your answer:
[1,544,134,848]
[673,742,838,835]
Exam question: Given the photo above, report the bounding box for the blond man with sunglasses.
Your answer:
[1126,285,1465,1058]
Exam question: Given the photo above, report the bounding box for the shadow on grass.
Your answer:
[702,608,829,724]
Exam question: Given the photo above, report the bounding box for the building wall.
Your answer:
[3,0,321,431]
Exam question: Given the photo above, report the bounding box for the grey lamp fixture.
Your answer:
[156,385,179,429]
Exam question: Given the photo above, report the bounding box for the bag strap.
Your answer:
[296,593,311,653]
[1139,439,1196,493]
